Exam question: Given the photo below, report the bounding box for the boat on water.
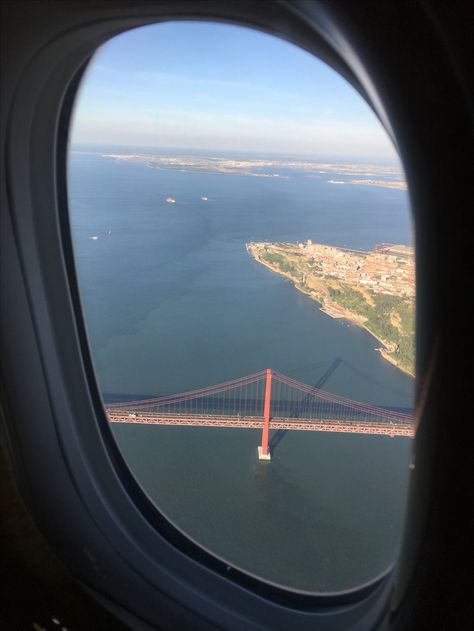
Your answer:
[200,196,208,201]
[166,197,176,204]
[89,235,99,240]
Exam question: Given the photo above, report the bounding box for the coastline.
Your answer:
[247,245,414,377]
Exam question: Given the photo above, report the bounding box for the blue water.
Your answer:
[68,149,413,592]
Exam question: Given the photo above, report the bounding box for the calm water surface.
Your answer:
[68,149,413,592]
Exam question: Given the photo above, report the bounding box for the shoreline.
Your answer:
[248,246,414,378]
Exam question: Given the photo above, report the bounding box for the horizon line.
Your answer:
[69,142,402,165]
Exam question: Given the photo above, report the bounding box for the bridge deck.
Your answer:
[107,411,414,437]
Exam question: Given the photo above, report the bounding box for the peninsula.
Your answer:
[247,241,415,375]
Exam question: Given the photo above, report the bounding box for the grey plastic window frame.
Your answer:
[2,0,463,629]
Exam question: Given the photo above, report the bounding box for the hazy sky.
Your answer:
[71,21,397,159]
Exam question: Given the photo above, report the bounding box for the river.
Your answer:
[68,147,413,592]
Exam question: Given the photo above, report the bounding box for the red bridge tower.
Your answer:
[258,368,272,461]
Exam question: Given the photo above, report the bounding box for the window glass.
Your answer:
[68,22,414,593]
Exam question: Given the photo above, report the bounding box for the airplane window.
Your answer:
[67,21,414,593]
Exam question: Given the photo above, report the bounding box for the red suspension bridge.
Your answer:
[106,369,414,460]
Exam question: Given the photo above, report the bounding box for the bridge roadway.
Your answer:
[106,410,414,438]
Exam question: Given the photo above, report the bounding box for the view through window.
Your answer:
[68,22,414,593]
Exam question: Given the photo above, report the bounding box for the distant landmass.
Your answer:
[247,241,415,376]
[102,153,406,188]
[329,179,407,190]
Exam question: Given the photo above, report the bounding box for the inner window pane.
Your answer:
[67,21,414,593]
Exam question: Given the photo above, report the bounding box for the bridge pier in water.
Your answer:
[258,368,272,461]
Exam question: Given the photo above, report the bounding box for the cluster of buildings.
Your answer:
[302,241,415,298]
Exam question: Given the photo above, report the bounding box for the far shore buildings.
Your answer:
[248,239,415,300]
[303,241,415,298]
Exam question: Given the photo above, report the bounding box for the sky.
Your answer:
[70,21,398,160]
